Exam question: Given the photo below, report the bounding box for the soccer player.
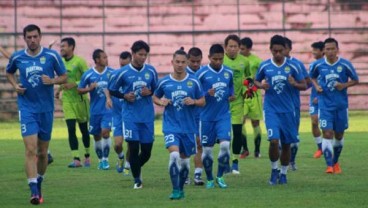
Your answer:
[284,37,310,171]
[239,37,263,158]
[185,47,204,185]
[310,38,359,174]
[78,49,113,170]
[105,51,132,175]
[196,44,235,189]
[6,24,67,204]
[223,34,250,174]
[108,40,158,189]
[55,37,91,168]
[309,41,324,158]
[254,35,306,185]
[2,45,55,165]
[153,49,205,200]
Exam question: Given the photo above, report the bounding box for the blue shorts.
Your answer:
[89,113,112,136]
[200,118,231,147]
[164,133,196,157]
[19,110,54,141]
[318,108,348,133]
[122,121,154,144]
[309,103,319,116]
[264,111,298,144]
[112,113,123,137]
[194,117,200,136]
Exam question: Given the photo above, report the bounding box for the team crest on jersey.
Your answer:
[224,72,230,79]
[284,66,290,73]
[145,73,150,80]
[40,56,46,64]
[337,66,342,73]
[187,81,193,88]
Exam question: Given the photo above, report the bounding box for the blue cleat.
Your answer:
[216,177,228,189]
[279,174,287,184]
[116,159,124,173]
[206,180,215,189]
[102,160,110,170]
[98,161,103,170]
[231,163,240,174]
[269,169,279,185]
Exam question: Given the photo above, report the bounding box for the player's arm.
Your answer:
[6,72,27,95]
[104,89,113,109]
[153,94,171,107]
[0,46,11,59]
[288,75,307,90]
[335,79,359,91]
[42,73,67,85]
[311,78,322,93]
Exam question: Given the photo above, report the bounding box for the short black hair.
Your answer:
[188,47,202,58]
[173,47,187,58]
[324,37,339,49]
[209,44,224,56]
[23,24,41,38]
[61,37,76,50]
[224,34,240,47]
[270,35,286,49]
[284,37,292,49]
[131,40,150,53]
[311,41,324,51]
[240,37,253,49]
[92,49,104,63]
[119,51,132,60]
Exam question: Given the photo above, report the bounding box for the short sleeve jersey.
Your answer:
[79,67,114,115]
[154,74,203,134]
[196,64,234,121]
[289,57,308,108]
[309,57,359,110]
[62,55,89,102]
[6,47,66,113]
[108,63,158,123]
[255,58,304,113]
[223,54,250,101]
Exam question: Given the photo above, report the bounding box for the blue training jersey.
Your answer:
[6,47,66,113]
[108,63,158,123]
[155,73,203,134]
[255,58,304,113]
[108,69,124,115]
[186,66,202,120]
[289,56,308,108]
[196,64,234,121]
[79,67,114,115]
[309,57,359,110]
[309,59,322,105]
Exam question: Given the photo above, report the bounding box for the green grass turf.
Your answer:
[0,112,367,207]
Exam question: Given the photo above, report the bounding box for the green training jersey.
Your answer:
[245,53,262,79]
[223,53,250,99]
[62,55,89,102]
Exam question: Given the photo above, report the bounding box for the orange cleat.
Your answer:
[325,166,334,174]
[240,150,249,159]
[333,163,342,174]
[313,149,323,159]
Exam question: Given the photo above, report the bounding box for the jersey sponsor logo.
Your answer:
[271,75,287,94]
[26,65,43,88]
[40,56,46,64]
[325,73,339,91]
[133,80,147,100]
[96,81,108,97]
[172,90,188,111]
[212,82,227,101]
